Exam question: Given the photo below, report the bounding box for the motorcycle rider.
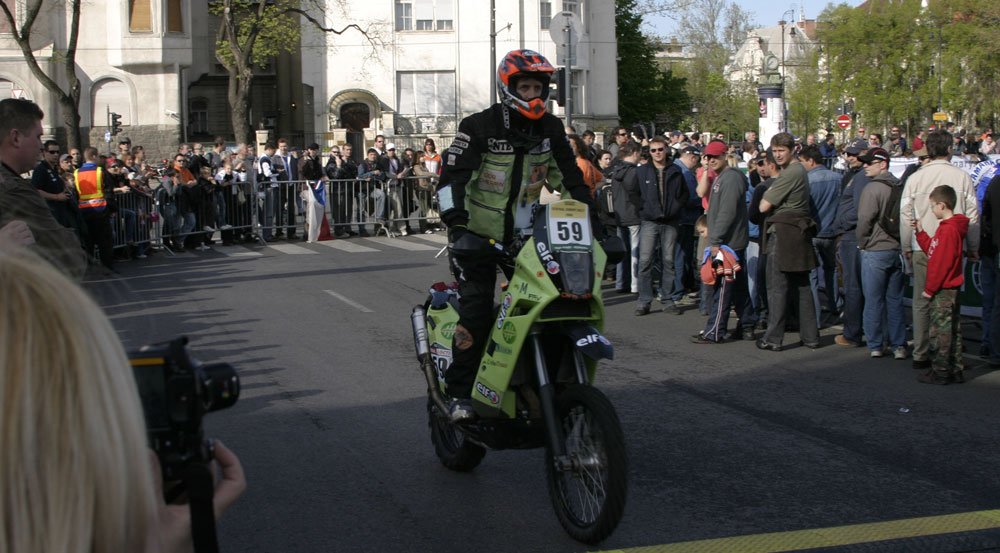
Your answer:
[438,49,597,421]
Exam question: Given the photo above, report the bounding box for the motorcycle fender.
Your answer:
[563,323,614,361]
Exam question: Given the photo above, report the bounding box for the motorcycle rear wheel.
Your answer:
[427,400,486,472]
[546,385,627,544]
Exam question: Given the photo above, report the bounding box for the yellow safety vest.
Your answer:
[74,167,107,211]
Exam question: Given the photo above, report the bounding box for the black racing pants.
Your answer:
[445,253,499,398]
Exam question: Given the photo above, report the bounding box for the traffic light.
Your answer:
[110,112,122,136]
[554,67,567,107]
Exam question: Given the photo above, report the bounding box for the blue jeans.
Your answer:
[616,225,640,292]
[671,224,697,301]
[811,237,838,322]
[637,221,678,307]
[838,236,864,343]
[860,249,906,351]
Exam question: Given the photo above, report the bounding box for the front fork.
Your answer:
[531,332,587,470]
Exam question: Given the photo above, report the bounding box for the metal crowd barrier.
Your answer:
[136,174,442,252]
[110,190,154,256]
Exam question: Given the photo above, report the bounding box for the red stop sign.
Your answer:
[836,114,852,129]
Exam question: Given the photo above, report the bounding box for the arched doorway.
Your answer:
[341,102,369,161]
[340,102,369,132]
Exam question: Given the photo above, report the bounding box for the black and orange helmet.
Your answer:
[497,49,555,121]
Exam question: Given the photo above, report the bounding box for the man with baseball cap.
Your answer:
[855,147,907,359]
[691,139,753,344]
[830,138,871,348]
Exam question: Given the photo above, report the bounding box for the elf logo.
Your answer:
[476,382,500,404]
[576,333,611,347]
[536,241,554,263]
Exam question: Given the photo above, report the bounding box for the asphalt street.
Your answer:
[87,233,1000,553]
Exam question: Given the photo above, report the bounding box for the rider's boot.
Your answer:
[448,398,476,423]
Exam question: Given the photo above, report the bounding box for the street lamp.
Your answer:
[779,9,795,132]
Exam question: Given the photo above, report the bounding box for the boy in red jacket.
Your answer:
[913,185,970,384]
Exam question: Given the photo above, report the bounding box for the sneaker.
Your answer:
[870,349,884,358]
[690,333,720,344]
[220,224,234,230]
[203,226,216,232]
[196,244,211,251]
[400,228,409,236]
[741,327,756,341]
[635,305,650,316]
[449,398,476,422]
[425,229,434,234]
[893,347,908,360]
[755,338,781,352]
[835,335,861,347]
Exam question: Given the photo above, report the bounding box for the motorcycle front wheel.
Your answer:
[545,384,627,544]
[427,399,486,472]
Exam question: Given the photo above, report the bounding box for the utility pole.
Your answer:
[490,0,496,102]
[564,19,572,130]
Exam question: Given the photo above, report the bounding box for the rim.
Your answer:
[434,414,466,451]
[555,404,609,526]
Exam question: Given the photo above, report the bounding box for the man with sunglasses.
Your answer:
[634,137,691,316]
[32,140,76,230]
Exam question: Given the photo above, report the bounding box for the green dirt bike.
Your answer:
[409,199,628,544]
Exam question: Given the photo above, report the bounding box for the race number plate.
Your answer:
[546,201,592,252]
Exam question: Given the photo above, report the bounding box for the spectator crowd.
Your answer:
[583,123,1000,386]
[4,96,1000,385]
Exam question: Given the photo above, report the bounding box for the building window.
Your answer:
[395,1,412,31]
[398,0,453,32]
[540,1,551,29]
[397,71,456,115]
[189,98,208,135]
[166,0,183,33]
[563,0,580,16]
[128,0,152,32]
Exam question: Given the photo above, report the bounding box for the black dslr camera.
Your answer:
[129,337,240,483]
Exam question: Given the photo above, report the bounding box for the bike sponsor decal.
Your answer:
[476,382,500,404]
[501,321,517,345]
[441,321,456,339]
[518,281,529,294]
[576,333,612,347]
[430,342,452,380]
[537,241,555,263]
[496,293,513,329]
[546,260,560,275]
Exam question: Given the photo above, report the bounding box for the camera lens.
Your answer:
[200,362,240,412]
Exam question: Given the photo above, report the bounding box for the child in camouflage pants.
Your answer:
[913,185,971,384]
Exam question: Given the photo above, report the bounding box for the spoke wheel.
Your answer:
[546,385,627,544]
[427,400,485,472]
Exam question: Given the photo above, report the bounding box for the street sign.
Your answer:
[933,111,948,122]
[548,11,581,45]
[836,114,852,129]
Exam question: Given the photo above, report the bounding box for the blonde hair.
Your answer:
[0,251,157,552]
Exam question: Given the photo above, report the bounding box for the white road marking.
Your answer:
[317,240,380,253]
[413,233,448,245]
[362,236,438,251]
[268,243,318,255]
[323,290,374,313]
[215,245,264,257]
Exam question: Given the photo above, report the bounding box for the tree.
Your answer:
[0,0,84,149]
[211,0,379,144]
[615,0,691,127]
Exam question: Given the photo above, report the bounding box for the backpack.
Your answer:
[877,181,903,241]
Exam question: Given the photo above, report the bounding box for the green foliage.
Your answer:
[209,0,301,69]
[615,0,691,127]
[818,0,1000,131]
[784,50,825,136]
